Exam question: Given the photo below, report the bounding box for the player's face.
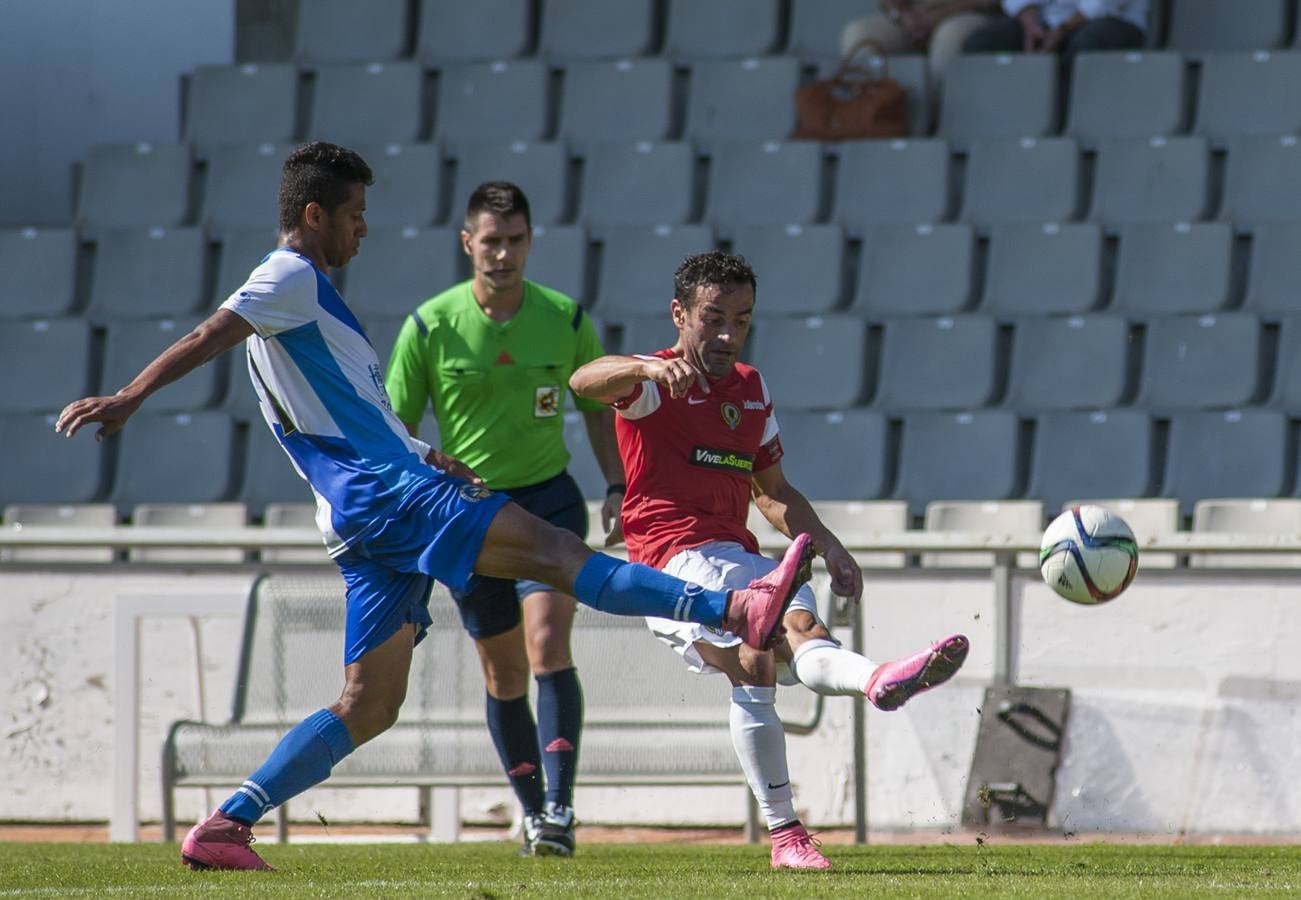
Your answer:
[321,183,368,268]
[463,211,531,291]
[673,283,754,378]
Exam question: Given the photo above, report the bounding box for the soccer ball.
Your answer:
[1039,505,1138,605]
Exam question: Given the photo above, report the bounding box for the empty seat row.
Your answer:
[291,0,1301,66]
[7,406,1299,518]
[63,133,1301,236]
[179,49,1301,157]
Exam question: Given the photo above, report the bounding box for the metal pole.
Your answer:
[992,553,1015,687]
[850,593,867,843]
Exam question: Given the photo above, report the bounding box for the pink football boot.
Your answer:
[865,634,970,712]
[770,822,832,870]
[724,534,815,650]
[180,809,274,871]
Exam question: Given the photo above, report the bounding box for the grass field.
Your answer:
[3,841,1300,898]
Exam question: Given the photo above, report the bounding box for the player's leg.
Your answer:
[182,556,424,870]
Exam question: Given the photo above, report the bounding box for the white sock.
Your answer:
[791,638,877,697]
[729,685,797,830]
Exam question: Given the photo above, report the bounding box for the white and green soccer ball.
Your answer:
[1039,505,1139,605]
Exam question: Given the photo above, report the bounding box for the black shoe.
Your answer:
[534,802,575,857]
[517,813,545,857]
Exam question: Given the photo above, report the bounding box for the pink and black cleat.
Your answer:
[865,634,970,712]
[180,809,274,871]
[725,534,816,650]
[770,821,832,870]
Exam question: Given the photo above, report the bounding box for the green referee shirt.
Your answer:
[385,279,607,490]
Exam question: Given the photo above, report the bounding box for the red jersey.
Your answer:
[613,349,784,569]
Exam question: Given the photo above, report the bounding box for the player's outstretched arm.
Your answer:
[753,462,863,600]
[56,309,255,441]
[571,354,708,403]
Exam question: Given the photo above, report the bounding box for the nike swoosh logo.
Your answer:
[767,780,790,790]
[688,397,706,405]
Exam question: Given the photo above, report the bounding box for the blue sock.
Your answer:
[572,553,728,626]
[486,693,545,816]
[536,668,583,809]
[219,708,353,825]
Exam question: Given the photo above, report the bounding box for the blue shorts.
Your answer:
[334,471,510,665]
[452,470,589,639]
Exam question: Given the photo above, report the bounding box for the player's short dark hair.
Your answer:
[278,142,373,233]
[674,250,758,309]
[464,181,532,230]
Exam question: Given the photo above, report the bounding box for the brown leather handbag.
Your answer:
[791,41,909,141]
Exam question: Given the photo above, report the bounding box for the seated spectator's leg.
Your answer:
[1061,16,1146,61]
[928,12,1001,93]
[840,13,916,58]
[962,14,1023,53]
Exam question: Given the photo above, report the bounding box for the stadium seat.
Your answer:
[1004,316,1132,410]
[0,503,117,563]
[212,229,280,306]
[101,318,223,411]
[1220,134,1301,224]
[307,62,425,145]
[981,223,1103,316]
[938,54,1058,149]
[362,316,409,371]
[1162,410,1290,514]
[730,224,845,315]
[832,139,952,232]
[960,138,1082,227]
[593,224,714,315]
[1026,411,1155,513]
[604,314,681,356]
[813,499,910,569]
[1265,316,1301,407]
[562,410,608,500]
[1067,51,1187,146]
[450,141,569,226]
[538,0,656,61]
[349,142,441,228]
[558,59,675,147]
[525,225,588,303]
[1165,0,1290,53]
[1193,51,1301,145]
[110,411,236,508]
[748,315,870,410]
[579,142,696,227]
[0,228,78,319]
[1135,313,1263,410]
[852,224,974,317]
[685,58,802,143]
[343,226,464,318]
[434,61,550,143]
[664,0,782,59]
[920,500,1042,568]
[417,0,534,64]
[772,409,891,502]
[787,0,872,60]
[87,227,207,319]
[237,417,311,515]
[817,54,932,138]
[1089,136,1211,225]
[0,319,94,412]
[293,0,408,63]
[77,142,192,229]
[0,413,106,506]
[223,355,262,419]
[1190,498,1301,568]
[128,502,248,563]
[895,411,1021,515]
[1055,497,1178,569]
[184,65,299,154]
[874,315,999,410]
[261,502,327,563]
[705,141,823,229]
[201,142,291,234]
[1245,225,1301,315]
[1111,223,1234,316]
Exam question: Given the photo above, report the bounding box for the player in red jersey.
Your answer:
[572,251,969,870]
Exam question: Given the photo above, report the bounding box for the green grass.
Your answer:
[2,841,1300,898]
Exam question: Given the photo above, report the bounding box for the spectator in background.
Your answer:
[963,0,1147,60]
[840,0,1001,87]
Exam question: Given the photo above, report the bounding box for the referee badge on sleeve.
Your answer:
[535,385,561,417]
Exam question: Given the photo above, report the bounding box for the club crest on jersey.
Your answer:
[534,385,560,417]
[459,484,494,502]
[720,402,741,430]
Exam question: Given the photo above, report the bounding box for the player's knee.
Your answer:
[784,609,830,643]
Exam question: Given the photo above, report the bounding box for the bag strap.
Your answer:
[835,37,892,80]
